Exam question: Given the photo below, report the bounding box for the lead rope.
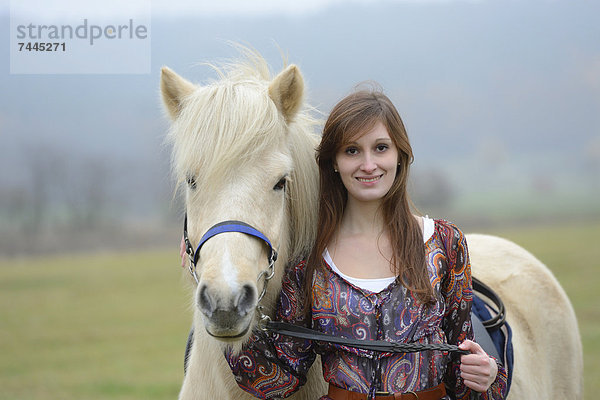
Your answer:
[255,258,468,355]
[255,263,467,354]
[263,321,469,355]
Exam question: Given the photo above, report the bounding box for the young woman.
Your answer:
[203,88,507,399]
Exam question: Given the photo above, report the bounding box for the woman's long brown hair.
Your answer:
[303,88,434,315]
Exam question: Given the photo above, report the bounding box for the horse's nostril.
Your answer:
[198,284,216,316]
[235,284,256,315]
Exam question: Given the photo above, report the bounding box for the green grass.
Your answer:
[0,251,190,400]
[0,222,598,399]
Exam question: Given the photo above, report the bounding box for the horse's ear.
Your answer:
[160,66,196,120]
[269,64,304,124]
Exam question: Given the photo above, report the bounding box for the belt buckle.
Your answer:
[374,390,419,398]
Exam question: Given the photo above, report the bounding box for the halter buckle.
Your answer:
[257,314,271,331]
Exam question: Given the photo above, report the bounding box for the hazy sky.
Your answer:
[3,0,472,18]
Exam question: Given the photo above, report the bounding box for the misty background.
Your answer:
[1,0,599,256]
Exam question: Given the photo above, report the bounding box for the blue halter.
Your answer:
[183,215,278,284]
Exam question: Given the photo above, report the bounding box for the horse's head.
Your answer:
[160,53,318,345]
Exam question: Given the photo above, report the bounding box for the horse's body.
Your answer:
[468,234,583,399]
[161,50,583,400]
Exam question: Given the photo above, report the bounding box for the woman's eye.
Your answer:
[186,175,197,190]
[345,147,358,155]
[376,144,389,152]
[273,176,287,191]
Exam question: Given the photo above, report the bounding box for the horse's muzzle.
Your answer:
[197,283,257,340]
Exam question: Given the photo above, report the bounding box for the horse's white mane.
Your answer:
[167,48,320,261]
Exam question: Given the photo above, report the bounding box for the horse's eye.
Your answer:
[186,175,197,190]
[273,176,287,191]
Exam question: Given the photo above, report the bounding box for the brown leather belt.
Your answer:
[327,382,446,400]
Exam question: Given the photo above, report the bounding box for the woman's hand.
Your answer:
[180,236,187,267]
[458,340,498,392]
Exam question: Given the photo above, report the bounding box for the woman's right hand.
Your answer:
[458,340,498,393]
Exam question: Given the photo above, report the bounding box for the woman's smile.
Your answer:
[356,174,383,183]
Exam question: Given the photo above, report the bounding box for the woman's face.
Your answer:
[334,121,399,205]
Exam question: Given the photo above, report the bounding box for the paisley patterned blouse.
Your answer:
[226,220,508,399]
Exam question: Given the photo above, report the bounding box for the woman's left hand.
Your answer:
[458,340,498,392]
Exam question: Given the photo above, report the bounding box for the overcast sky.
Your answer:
[3,0,477,19]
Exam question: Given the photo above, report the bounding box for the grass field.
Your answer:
[0,251,190,400]
[1,221,598,399]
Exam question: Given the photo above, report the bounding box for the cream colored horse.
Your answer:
[161,51,326,399]
[468,234,583,399]
[160,51,583,399]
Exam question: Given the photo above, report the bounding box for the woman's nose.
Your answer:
[360,154,377,172]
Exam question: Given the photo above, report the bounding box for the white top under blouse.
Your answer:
[324,216,435,293]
